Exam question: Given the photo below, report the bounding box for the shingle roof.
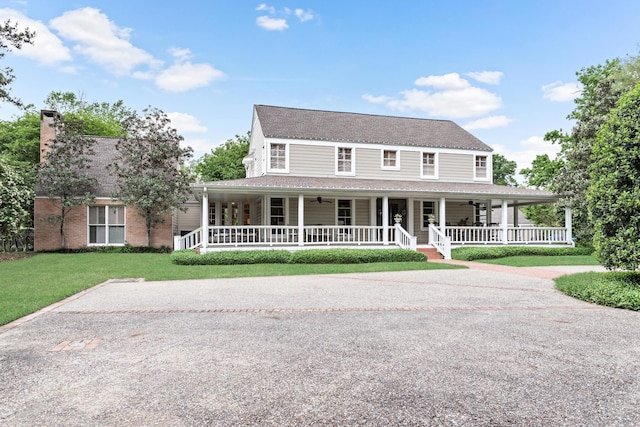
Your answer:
[36,136,120,197]
[197,175,558,202]
[254,105,493,151]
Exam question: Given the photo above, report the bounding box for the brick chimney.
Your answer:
[40,110,60,163]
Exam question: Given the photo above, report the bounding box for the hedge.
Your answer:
[451,246,594,261]
[39,245,173,254]
[170,248,427,265]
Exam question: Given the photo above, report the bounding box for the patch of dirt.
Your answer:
[0,252,35,262]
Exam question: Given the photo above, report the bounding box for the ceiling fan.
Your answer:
[308,196,333,204]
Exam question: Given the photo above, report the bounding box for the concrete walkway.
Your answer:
[1,263,638,426]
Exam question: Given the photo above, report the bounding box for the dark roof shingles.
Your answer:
[255,105,492,152]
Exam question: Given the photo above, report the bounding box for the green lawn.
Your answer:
[555,271,640,311]
[0,253,463,326]
[473,255,600,267]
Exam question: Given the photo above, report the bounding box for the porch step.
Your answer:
[417,247,444,260]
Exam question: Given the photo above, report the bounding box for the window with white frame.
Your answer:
[269,143,287,171]
[382,149,399,169]
[421,201,436,230]
[475,155,488,179]
[336,147,354,174]
[422,152,437,178]
[337,199,352,226]
[88,205,125,245]
[270,197,285,226]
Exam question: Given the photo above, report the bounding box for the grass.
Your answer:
[0,252,464,326]
[473,255,600,267]
[555,271,640,311]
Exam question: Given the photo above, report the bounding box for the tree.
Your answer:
[520,152,565,226]
[492,153,517,186]
[0,156,34,250]
[549,59,627,243]
[37,115,98,248]
[110,107,194,246]
[195,132,250,181]
[44,91,135,137]
[0,110,40,165]
[0,19,35,108]
[587,83,640,270]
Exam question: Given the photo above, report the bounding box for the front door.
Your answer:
[389,199,407,229]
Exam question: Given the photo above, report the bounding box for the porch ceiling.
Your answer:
[194,176,560,204]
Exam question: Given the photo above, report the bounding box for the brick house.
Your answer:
[34,110,174,251]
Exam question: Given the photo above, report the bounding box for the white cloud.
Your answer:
[256,4,276,14]
[168,47,193,62]
[167,112,208,133]
[466,71,503,85]
[364,72,503,119]
[295,8,314,22]
[362,93,392,104]
[50,7,161,75]
[155,62,225,92]
[0,8,72,66]
[492,136,562,177]
[256,15,289,31]
[542,81,582,102]
[463,115,512,130]
[415,73,470,90]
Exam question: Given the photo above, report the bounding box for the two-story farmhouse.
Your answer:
[175,105,572,258]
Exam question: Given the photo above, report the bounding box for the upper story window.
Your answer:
[381,149,399,170]
[268,143,288,172]
[475,155,488,180]
[88,205,125,245]
[336,146,355,175]
[421,152,437,178]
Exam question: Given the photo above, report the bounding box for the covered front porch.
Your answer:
[174,177,572,259]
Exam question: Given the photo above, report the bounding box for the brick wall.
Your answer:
[34,198,174,251]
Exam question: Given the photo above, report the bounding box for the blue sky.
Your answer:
[1,0,640,179]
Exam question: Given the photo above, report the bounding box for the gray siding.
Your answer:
[304,199,336,225]
[438,153,474,182]
[175,201,201,234]
[288,144,334,177]
[412,200,429,245]
[355,199,369,225]
[355,148,420,180]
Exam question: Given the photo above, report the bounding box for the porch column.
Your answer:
[501,200,508,244]
[298,194,305,246]
[215,201,222,226]
[486,200,492,225]
[407,198,415,235]
[369,197,377,242]
[382,196,389,245]
[439,197,446,232]
[201,189,208,249]
[565,207,573,244]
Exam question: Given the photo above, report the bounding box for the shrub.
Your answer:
[170,248,427,265]
[555,272,640,311]
[39,245,172,254]
[451,246,594,261]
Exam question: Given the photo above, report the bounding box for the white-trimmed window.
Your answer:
[421,152,437,178]
[88,205,125,245]
[268,143,288,172]
[336,147,355,175]
[337,199,352,226]
[475,155,488,180]
[270,197,285,226]
[421,201,436,230]
[381,149,399,170]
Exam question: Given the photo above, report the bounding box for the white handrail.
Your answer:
[428,224,451,259]
[394,224,417,250]
[175,228,202,250]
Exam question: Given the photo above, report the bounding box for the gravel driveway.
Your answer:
[1,267,638,426]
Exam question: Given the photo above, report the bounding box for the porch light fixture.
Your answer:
[317,196,323,204]
[468,200,474,205]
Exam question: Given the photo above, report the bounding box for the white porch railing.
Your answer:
[445,225,573,246]
[175,225,399,249]
[428,224,451,259]
[395,223,417,250]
